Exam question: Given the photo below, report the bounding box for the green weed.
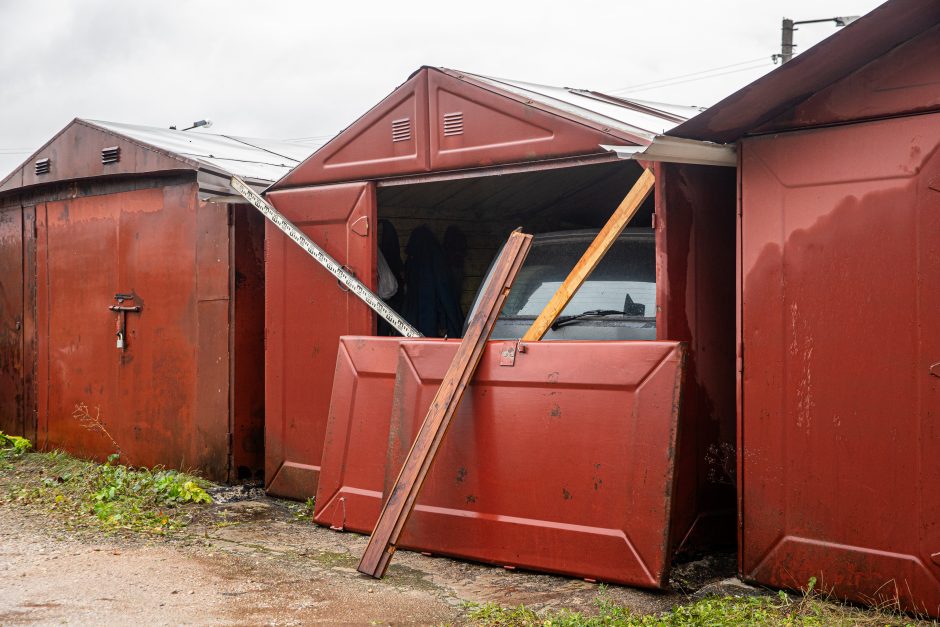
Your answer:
[465,584,926,626]
[1,447,213,533]
[0,431,32,458]
[290,496,316,521]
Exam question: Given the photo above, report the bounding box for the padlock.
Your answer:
[116,331,125,349]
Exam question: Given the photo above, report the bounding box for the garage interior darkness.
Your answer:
[374,159,653,335]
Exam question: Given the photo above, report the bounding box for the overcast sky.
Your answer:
[0,0,884,176]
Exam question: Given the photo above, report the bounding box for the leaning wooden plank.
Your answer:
[521,168,655,342]
[357,229,534,579]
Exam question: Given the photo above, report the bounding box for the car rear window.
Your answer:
[502,236,656,318]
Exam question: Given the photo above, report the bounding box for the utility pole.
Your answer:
[774,15,860,64]
[781,18,795,63]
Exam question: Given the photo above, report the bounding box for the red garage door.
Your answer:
[740,113,940,616]
[264,183,376,500]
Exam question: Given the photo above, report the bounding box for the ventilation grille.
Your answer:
[391,118,411,142]
[443,112,464,136]
[34,158,51,176]
[101,146,121,165]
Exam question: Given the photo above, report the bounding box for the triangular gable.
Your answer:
[758,21,940,133]
[273,67,638,190]
[0,119,195,195]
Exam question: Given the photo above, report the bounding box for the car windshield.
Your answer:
[501,235,656,318]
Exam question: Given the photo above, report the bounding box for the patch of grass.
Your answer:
[0,446,214,533]
[465,585,927,626]
[0,431,32,465]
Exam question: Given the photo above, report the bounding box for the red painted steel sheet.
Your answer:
[0,121,192,195]
[383,339,687,588]
[740,114,940,616]
[264,183,376,500]
[273,71,431,189]
[655,163,737,552]
[0,206,28,438]
[313,336,421,531]
[761,23,940,134]
[272,68,628,190]
[426,70,616,172]
[35,183,234,480]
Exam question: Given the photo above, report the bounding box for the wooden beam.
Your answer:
[521,168,655,342]
[357,229,533,579]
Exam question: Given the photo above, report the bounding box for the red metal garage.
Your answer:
[0,119,313,482]
[264,66,738,568]
[665,0,940,615]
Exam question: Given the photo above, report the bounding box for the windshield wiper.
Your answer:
[551,309,628,330]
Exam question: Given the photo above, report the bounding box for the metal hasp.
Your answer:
[108,293,141,350]
[357,229,533,579]
[229,175,421,338]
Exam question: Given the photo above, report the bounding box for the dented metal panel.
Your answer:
[740,114,940,616]
[387,339,686,588]
[264,183,376,500]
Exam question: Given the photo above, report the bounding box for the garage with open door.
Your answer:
[263,66,738,584]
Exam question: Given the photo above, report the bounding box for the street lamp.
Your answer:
[774,16,860,64]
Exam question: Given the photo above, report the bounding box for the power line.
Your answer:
[607,56,771,94]
[614,61,775,95]
[282,134,335,142]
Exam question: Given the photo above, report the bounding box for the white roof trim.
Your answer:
[602,136,737,168]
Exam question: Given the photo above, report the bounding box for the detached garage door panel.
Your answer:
[386,339,686,589]
[265,183,376,500]
[740,114,940,616]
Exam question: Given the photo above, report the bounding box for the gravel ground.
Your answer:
[0,488,740,625]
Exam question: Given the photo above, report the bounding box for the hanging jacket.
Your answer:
[402,226,465,338]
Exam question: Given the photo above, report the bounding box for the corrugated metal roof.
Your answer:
[452,70,704,142]
[88,120,318,182]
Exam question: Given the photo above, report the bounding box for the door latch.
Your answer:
[499,341,526,366]
[108,293,141,350]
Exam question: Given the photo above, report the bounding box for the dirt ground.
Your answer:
[0,487,737,626]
